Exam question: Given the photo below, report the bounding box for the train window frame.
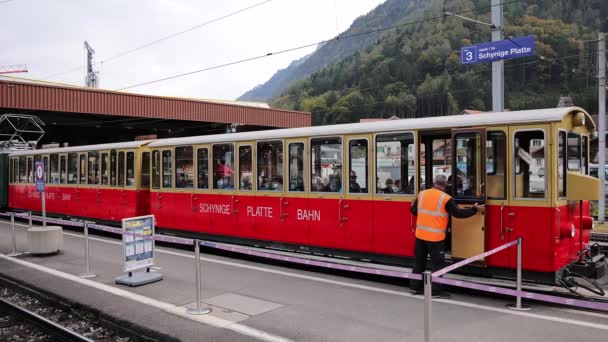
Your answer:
[567,131,581,171]
[196,147,209,190]
[18,156,26,183]
[375,131,416,196]
[174,146,194,189]
[257,140,284,192]
[78,153,87,185]
[288,141,306,193]
[487,131,507,200]
[310,136,343,194]
[126,151,135,187]
[100,152,110,186]
[59,154,67,184]
[160,149,172,189]
[238,144,254,192]
[43,156,49,183]
[110,150,117,187]
[151,150,161,189]
[582,135,589,175]
[118,151,126,187]
[49,154,59,184]
[348,138,369,195]
[212,143,235,191]
[141,151,151,188]
[87,151,100,185]
[558,129,567,198]
[68,153,78,184]
[9,158,14,184]
[27,156,34,183]
[512,128,547,201]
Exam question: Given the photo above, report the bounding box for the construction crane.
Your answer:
[0,64,28,75]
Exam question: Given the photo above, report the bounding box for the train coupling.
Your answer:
[568,243,607,279]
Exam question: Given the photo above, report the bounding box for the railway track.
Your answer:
[0,298,94,342]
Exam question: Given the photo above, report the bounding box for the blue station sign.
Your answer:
[35,161,45,192]
[461,35,535,65]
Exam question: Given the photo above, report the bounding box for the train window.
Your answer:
[101,153,109,185]
[453,133,482,197]
[161,150,171,188]
[43,156,49,183]
[118,152,125,187]
[68,153,78,184]
[11,158,17,183]
[212,144,234,190]
[257,141,283,191]
[59,155,67,184]
[558,131,566,198]
[376,133,415,195]
[196,148,209,190]
[126,152,135,187]
[27,157,34,183]
[175,146,193,189]
[419,143,426,190]
[311,137,342,193]
[152,150,160,189]
[141,152,150,188]
[582,136,588,175]
[18,156,25,183]
[288,142,305,192]
[567,132,581,171]
[487,132,506,199]
[49,154,59,184]
[88,152,99,185]
[9,158,13,183]
[110,150,117,186]
[239,145,253,191]
[514,130,546,199]
[79,154,87,184]
[348,139,368,194]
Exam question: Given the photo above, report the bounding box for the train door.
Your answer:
[97,150,110,218]
[150,150,164,226]
[210,143,237,237]
[254,140,285,242]
[450,128,487,260]
[484,129,510,268]
[372,132,417,256]
[507,125,552,271]
[282,139,308,245]
[158,148,175,227]
[308,136,346,249]
[58,153,73,215]
[192,145,213,234]
[344,135,373,252]
[235,142,256,238]
[173,145,195,231]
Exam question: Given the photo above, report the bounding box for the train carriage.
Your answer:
[6,107,603,284]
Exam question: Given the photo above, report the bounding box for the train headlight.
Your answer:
[571,224,576,238]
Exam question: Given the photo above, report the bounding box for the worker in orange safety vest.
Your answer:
[409,174,480,299]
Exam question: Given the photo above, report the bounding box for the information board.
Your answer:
[121,215,155,272]
[35,161,45,192]
[461,35,535,65]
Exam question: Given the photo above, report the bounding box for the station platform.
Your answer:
[1,219,608,342]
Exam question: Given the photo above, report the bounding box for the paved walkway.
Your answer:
[1,219,607,341]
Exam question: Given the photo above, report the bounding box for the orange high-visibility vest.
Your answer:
[415,188,451,242]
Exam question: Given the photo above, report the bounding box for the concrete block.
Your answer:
[27,226,63,255]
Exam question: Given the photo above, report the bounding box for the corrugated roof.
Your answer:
[0,78,310,128]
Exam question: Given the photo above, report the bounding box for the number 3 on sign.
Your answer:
[461,46,477,64]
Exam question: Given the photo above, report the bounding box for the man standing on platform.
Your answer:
[409,174,480,298]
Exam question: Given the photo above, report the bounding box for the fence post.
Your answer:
[28,211,32,228]
[507,237,531,311]
[7,212,22,257]
[187,239,212,315]
[424,271,432,342]
[79,221,96,279]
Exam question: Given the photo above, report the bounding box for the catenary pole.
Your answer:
[599,32,606,223]
[491,0,504,112]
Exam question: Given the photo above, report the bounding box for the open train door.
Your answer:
[450,128,487,260]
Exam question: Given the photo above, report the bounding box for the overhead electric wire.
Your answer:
[115,0,524,91]
[0,0,17,4]
[43,0,273,80]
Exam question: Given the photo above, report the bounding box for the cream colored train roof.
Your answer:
[149,107,592,147]
[10,140,152,156]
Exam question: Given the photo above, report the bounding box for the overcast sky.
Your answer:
[1,0,385,101]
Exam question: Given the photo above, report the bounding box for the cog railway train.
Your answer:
[2,107,605,284]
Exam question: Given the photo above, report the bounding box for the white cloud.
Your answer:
[1,0,385,100]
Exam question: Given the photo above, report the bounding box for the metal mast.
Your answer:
[84,41,99,88]
[598,32,606,223]
[491,0,504,112]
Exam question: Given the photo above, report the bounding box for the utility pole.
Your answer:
[598,32,606,223]
[491,0,504,112]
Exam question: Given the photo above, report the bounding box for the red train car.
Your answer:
[7,107,603,284]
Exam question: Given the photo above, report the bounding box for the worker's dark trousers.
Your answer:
[410,237,446,294]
